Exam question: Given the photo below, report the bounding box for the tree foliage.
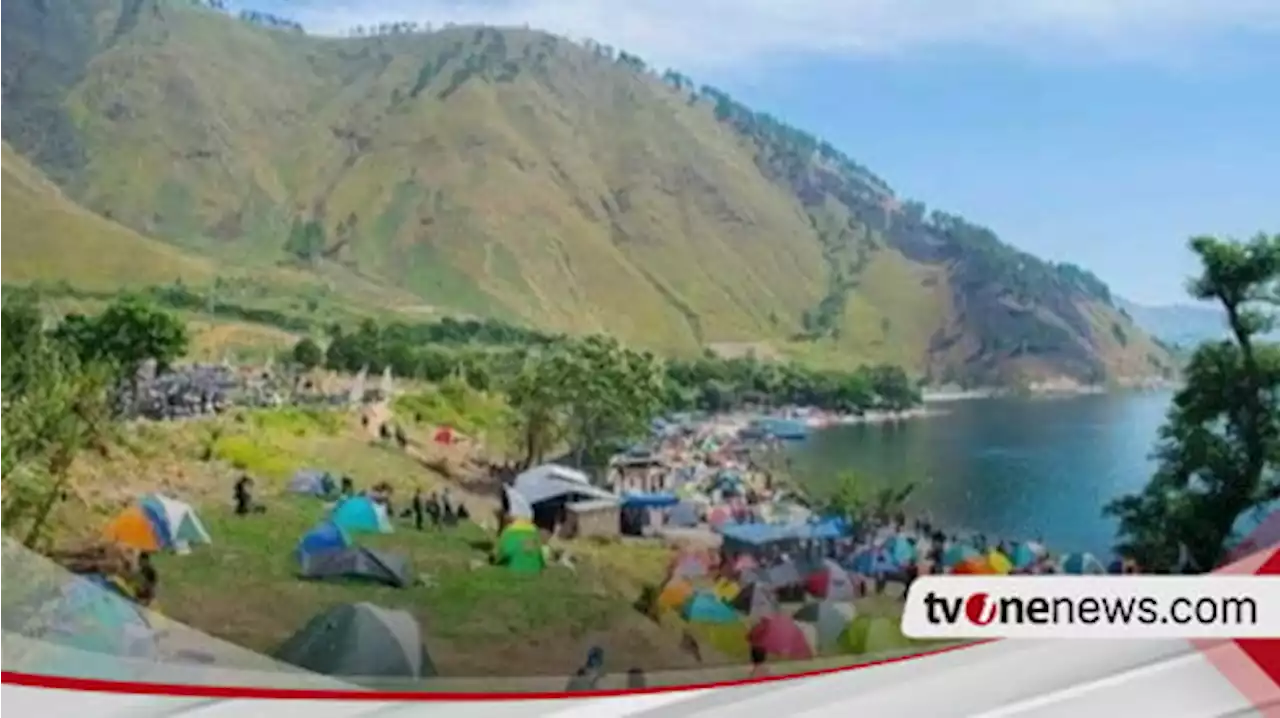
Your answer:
[1106,232,1280,571]
[53,294,189,380]
[814,471,920,529]
[291,337,323,371]
[2,294,115,548]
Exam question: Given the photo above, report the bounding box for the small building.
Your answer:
[609,455,669,494]
[563,499,621,540]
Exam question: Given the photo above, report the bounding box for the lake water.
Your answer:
[789,391,1174,558]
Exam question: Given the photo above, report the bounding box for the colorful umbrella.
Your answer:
[748,614,815,661]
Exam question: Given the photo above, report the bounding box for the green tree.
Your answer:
[55,295,189,380]
[817,471,919,528]
[1105,233,1280,572]
[291,337,324,371]
[2,295,115,548]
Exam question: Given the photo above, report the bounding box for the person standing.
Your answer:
[411,488,425,531]
[749,645,770,679]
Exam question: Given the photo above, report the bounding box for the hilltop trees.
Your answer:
[1106,232,1280,572]
[54,295,189,381]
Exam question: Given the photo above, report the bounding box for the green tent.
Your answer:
[495,522,545,574]
[837,615,914,656]
[273,603,436,678]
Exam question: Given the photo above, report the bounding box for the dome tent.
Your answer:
[273,603,436,679]
[299,546,412,589]
[330,496,393,534]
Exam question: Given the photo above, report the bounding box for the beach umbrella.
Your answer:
[793,601,856,649]
[986,549,1013,575]
[804,559,857,601]
[1060,552,1106,575]
[748,614,815,661]
[952,556,997,575]
[884,535,917,566]
[942,543,980,569]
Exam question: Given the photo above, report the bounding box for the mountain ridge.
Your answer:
[1,0,1174,386]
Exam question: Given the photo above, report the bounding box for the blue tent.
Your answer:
[682,592,740,624]
[1060,552,1105,575]
[297,522,352,560]
[330,496,393,534]
[1010,543,1039,570]
[884,536,917,566]
[943,543,980,568]
[137,501,173,550]
[667,501,700,528]
[845,549,875,575]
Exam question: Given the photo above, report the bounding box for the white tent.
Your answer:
[512,464,617,506]
[140,494,212,554]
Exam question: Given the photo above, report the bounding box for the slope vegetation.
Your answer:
[1,0,1173,385]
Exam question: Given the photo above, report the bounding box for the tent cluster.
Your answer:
[102,494,212,555]
[295,495,411,588]
[651,550,919,662]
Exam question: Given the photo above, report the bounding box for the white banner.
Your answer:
[901,576,1280,639]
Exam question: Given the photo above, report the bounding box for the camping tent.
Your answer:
[299,546,412,588]
[24,573,157,681]
[654,578,696,615]
[102,505,164,553]
[289,469,334,497]
[273,602,436,678]
[1060,552,1106,575]
[748,614,815,661]
[668,552,711,581]
[330,496,393,534]
[139,494,211,552]
[729,581,779,618]
[837,615,913,656]
[793,601,856,649]
[804,559,857,601]
[511,464,617,505]
[503,486,533,521]
[883,536,917,566]
[682,592,740,624]
[942,543,980,569]
[297,522,352,560]
[495,521,544,574]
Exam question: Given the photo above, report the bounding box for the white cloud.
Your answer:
[274,0,1280,70]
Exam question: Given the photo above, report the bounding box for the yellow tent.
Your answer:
[987,549,1013,575]
[712,577,741,602]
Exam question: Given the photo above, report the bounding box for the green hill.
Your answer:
[1,0,1174,386]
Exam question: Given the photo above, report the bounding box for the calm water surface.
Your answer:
[789,391,1174,558]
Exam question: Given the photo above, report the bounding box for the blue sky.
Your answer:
[255,0,1279,305]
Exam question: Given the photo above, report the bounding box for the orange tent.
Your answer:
[103,505,162,552]
[953,556,998,575]
[654,578,696,615]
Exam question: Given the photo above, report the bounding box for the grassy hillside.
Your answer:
[1,0,1175,385]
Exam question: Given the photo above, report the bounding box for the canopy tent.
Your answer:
[748,614,815,661]
[299,546,412,589]
[511,464,617,506]
[102,505,164,553]
[719,521,846,552]
[139,494,211,552]
[503,486,533,521]
[288,469,335,497]
[273,602,436,678]
[729,580,779,619]
[1060,552,1106,575]
[297,522,352,560]
[793,601,857,650]
[330,496,393,535]
[666,501,701,528]
[682,591,741,624]
[837,615,914,656]
[804,559,857,601]
[494,521,545,574]
[621,492,680,509]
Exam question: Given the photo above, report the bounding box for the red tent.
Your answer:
[748,614,815,661]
